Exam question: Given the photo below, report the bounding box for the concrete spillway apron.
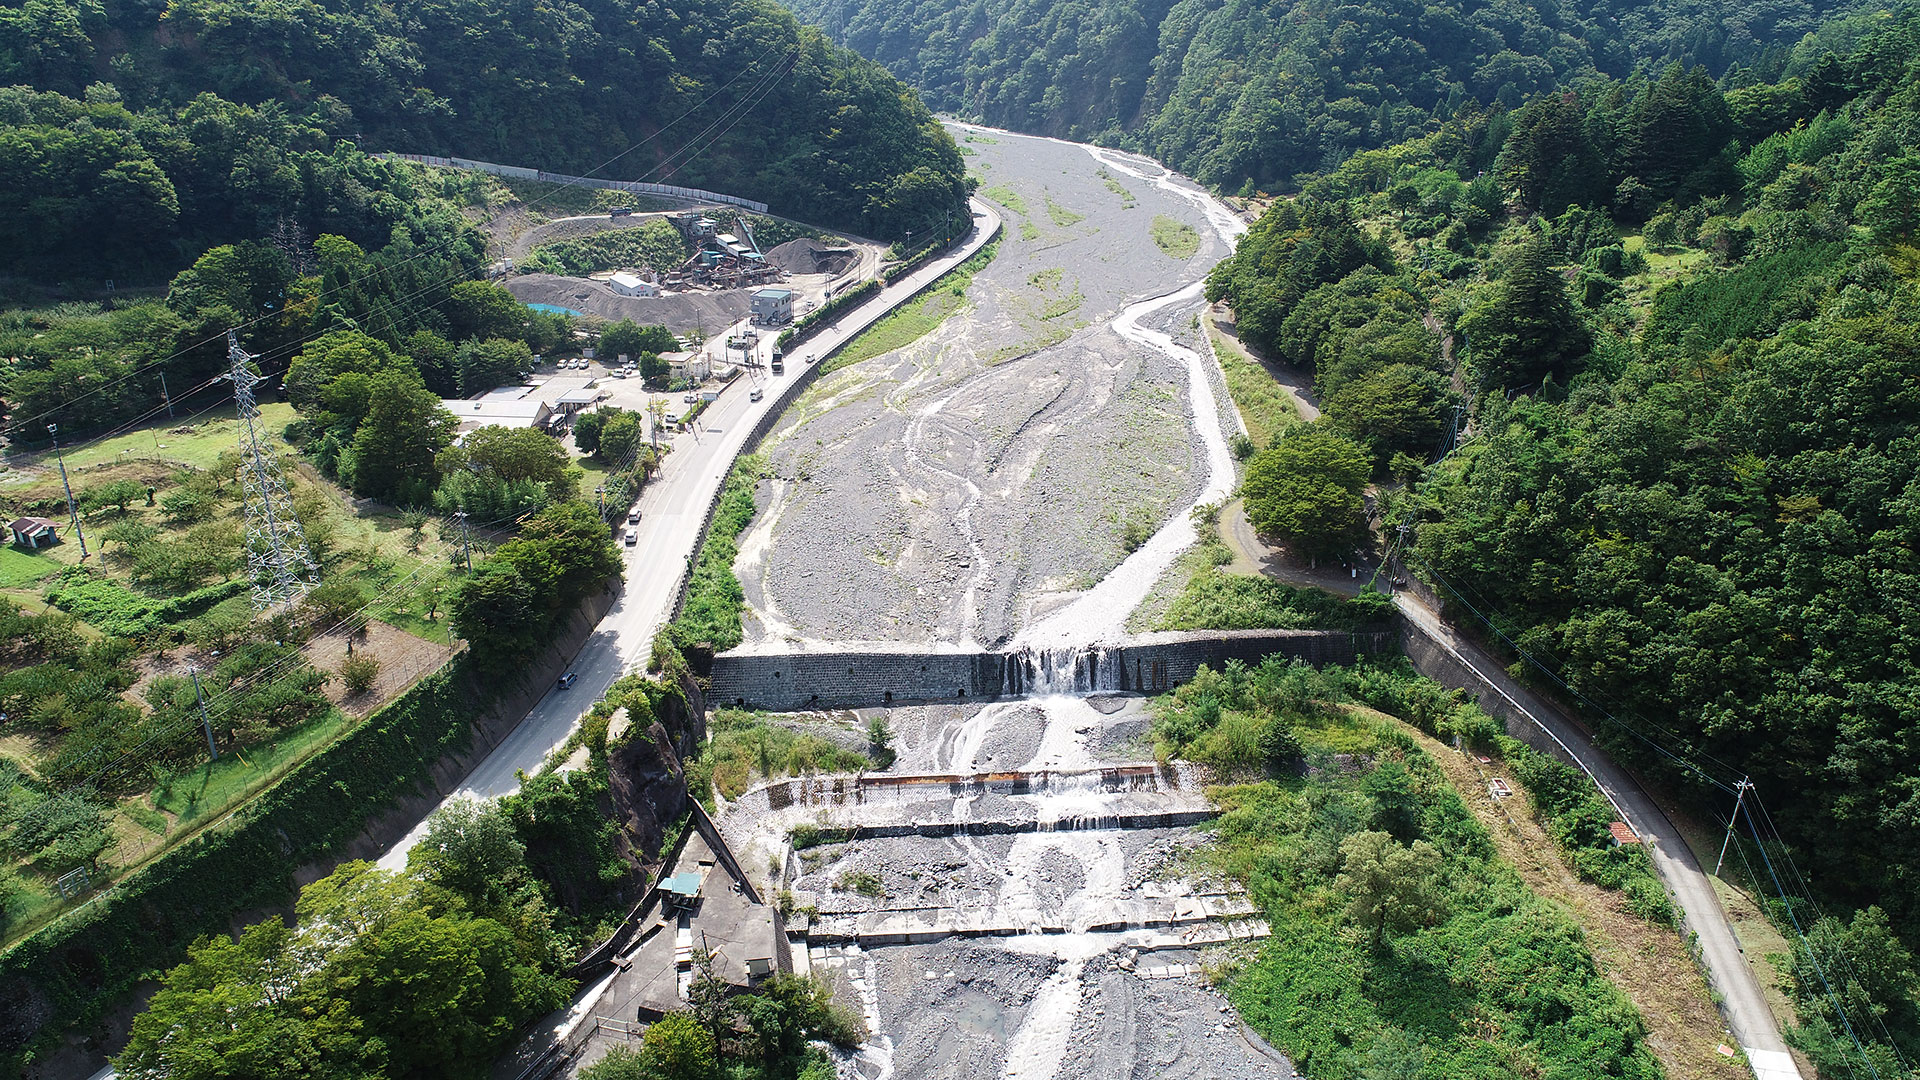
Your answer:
[1397,594,1802,1080]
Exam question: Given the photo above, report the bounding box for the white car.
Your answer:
[624,528,638,546]
[627,508,640,525]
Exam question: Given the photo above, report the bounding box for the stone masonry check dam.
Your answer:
[708,628,1396,710]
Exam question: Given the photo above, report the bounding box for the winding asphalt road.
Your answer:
[376,196,1003,868]
[1395,590,1802,1080]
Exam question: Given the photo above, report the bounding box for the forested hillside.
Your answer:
[0,0,967,283]
[788,0,1854,191]
[1200,10,1920,1075]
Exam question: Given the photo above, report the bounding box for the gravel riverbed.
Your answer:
[734,125,1233,649]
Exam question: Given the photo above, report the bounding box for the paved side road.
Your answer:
[376,196,1004,869]
[1395,592,1802,1080]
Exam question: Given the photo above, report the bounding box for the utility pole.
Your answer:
[454,511,472,570]
[1714,776,1754,877]
[187,664,217,762]
[47,423,89,561]
[159,370,175,421]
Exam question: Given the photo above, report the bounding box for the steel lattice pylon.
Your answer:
[228,331,319,611]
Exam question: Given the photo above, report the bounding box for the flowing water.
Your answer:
[807,133,1270,1080]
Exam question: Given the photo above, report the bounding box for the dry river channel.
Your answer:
[714,126,1292,1078]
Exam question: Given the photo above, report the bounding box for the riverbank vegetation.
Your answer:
[661,456,768,660]
[685,708,874,804]
[1156,657,1671,1080]
[821,237,1001,376]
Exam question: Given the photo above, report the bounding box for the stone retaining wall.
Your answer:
[709,628,1396,710]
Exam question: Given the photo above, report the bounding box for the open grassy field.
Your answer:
[1,403,297,476]
[0,546,60,589]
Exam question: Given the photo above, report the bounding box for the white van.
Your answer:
[750,388,764,402]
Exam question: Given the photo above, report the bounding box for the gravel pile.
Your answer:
[823,941,1289,1080]
[767,237,857,276]
[1055,954,1291,1080]
[504,273,752,333]
[862,942,1061,1080]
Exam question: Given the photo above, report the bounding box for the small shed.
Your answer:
[610,271,659,297]
[8,517,60,549]
[751,287,794,326]
[1608,822,1641,846]
[661,870,704,913]
[440,397,553,437]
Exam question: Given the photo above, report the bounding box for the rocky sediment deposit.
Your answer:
[735,128,1229,649]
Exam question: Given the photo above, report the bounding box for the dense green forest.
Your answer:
[787,0,1856,192]
[0,0,966,286]
[1199,9,1920,1076]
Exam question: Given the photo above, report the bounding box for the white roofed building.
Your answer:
[610,271,659,297]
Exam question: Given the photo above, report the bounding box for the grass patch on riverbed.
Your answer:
[1097,168,1137,209]
[820,239,1000,376]
[686,708,872,801]
[1207,319,1301,448]
[1150,215,1200,259]
[982,185,1028,216]
[1154,660,1666,1080]
[662,455,766,655]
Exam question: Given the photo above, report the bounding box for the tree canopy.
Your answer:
[789,0,1843,194]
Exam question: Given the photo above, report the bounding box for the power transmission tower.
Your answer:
[228,331,319,612]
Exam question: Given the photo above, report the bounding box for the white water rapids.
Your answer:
[838,133,1257,1080]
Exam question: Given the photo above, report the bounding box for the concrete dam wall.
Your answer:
[708,628,1397,710]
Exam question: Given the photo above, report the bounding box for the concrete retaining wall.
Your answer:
[1396,619,1588,770]
[379,153,769,211]
[709,628,1396,710]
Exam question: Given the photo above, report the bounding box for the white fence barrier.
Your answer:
[380,153,769,213]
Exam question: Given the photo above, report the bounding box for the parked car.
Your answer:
[624,528,638,546]
[556,671,578,690]
[610,207,635,218]
[627,508,641,524]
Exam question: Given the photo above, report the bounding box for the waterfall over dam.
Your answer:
[707,627,1395,710]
